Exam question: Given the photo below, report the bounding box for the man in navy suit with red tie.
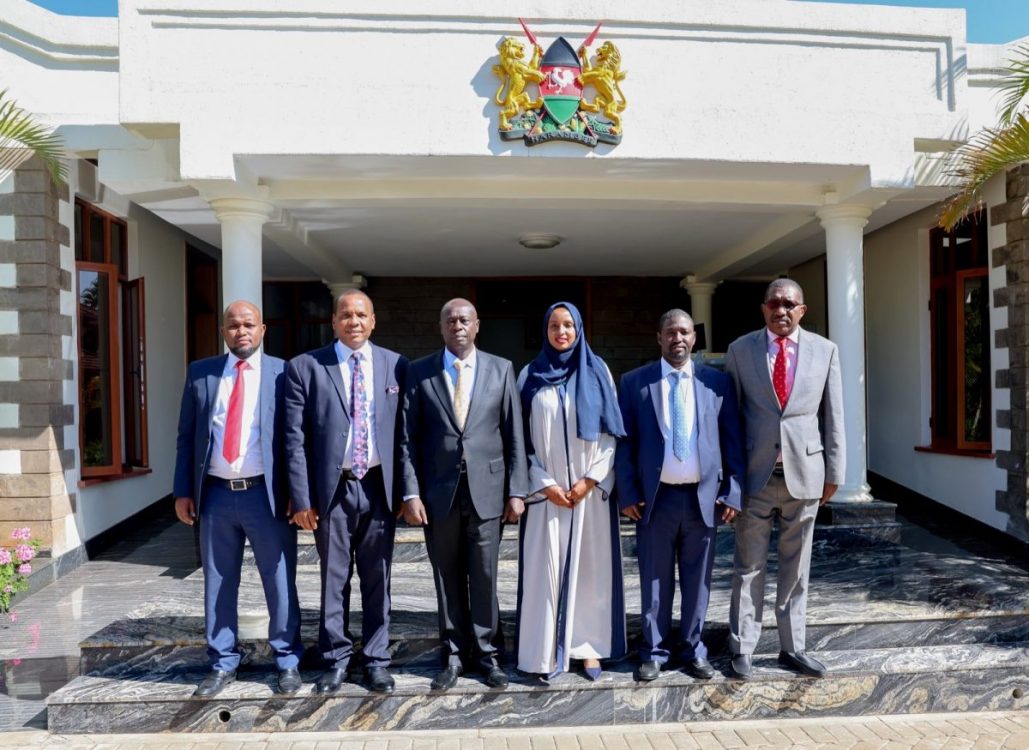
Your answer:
[173,300,303,698]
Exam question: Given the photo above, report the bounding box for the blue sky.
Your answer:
[26,0,1029,44]
[805,1,1029,44]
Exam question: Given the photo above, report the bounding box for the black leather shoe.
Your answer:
[635,660,661,682]
[483,665,509,689]
[277,668,302,695]
[729,654,753,680]
[778,650,827,678]
[431,665,462,691]
[315,667,348,694]
[683,656,715,680]
[194,669,235,697]
[365,666,395,693]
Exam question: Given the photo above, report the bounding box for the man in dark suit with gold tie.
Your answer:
[399,298,528,691]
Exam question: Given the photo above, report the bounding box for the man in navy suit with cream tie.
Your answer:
[615,309,745,682]
[173,300,303,698]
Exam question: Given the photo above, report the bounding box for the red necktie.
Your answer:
[223,359,248,463]
[773,337,789,409]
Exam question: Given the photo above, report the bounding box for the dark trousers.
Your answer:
[423,475,502,671]
[636,482,716,664]
[315,466,396,670]
[198,480,302,672]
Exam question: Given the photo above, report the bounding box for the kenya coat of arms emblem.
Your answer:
[492,20,626,147]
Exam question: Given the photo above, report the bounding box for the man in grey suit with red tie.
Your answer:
[173,300,303,698]
[399,298,528,691]
[615,309,745,683]
[725,279,845,680]
[285,289,407,694]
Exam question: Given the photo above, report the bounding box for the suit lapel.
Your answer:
[782,328,812,417]
[322,344,351,419]
[372,344,388,436]
[750,330,782,413]
[429,351,460,431]
[693,364,708,424]
[647,362,664,433]
[259,353,274,430]
[463,351,488,428]
[204,355,227,434]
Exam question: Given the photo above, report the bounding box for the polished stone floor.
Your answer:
[3,503,1028,733]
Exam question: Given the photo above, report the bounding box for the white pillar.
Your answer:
[817,204,873,502]
[325,275,368,306]
[681,278,719,351]
[209,197,274,308]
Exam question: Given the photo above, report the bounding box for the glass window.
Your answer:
[78,266,120,474]
[928,212,991,451]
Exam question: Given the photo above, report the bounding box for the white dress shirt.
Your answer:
[443,346,477,413]
[335,339,380,470]
[658,358,700,485]
[208,351,265,479]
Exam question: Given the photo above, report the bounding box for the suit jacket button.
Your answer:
[337,464,343,471]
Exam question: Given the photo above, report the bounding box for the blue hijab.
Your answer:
[520,302,625,441]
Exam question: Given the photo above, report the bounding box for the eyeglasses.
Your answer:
[764,299,803,312]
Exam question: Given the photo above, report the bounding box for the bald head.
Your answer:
[223,299,262,325]
[334,288,374,317]
[221,299,265,359]
[764,278,804,304]
[440,298,479,359]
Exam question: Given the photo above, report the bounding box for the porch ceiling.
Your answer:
[132,154,947,280]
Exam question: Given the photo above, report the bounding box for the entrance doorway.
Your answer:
[474,279,590,373]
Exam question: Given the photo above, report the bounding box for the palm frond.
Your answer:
[939,113,1029,230]
[998,44,1029,124]
[0,89,66,185]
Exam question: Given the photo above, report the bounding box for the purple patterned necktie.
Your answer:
[350,352,368,479]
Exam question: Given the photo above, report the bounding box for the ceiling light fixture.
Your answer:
[519,233,562,250]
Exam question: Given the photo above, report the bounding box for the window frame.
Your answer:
[925,212,992,454]
[74,198,149,479]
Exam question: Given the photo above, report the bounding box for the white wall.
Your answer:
[116,0,967,184]
[64,163,193,543]
[864,196,1009,532]
[0,2,118,128]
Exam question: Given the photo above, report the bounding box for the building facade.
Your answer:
[0,0,1026,566]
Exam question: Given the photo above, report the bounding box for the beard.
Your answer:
[230,344,256,359]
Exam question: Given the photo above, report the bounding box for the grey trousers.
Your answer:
[728,473,819,655]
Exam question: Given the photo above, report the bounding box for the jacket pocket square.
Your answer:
[386,385,400,394]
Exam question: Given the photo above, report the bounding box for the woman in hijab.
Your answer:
[515,302,626,680]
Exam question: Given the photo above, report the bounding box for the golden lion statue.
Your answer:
[492,37,544,131]
[578,41,627,133]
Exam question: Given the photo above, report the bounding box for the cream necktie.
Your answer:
[453,360,468,430]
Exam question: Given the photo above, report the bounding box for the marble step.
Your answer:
[247,515,900,567]
[47,641,1029,733]
[78,532,1029,673]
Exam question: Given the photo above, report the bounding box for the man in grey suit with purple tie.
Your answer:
[285,290,407,695]
[615,309,745,683]
[725,279,845,680]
